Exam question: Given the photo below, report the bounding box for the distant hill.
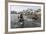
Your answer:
[11,9,41,15]
[11,11,17,14]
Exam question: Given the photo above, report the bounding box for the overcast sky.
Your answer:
[10,5,41,12]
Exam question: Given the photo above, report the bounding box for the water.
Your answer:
[11,14,41,28]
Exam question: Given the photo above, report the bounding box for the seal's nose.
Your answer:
[20,22,23,24]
